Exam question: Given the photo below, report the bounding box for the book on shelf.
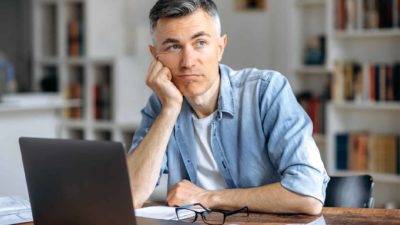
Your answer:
[331,61,400,102]
[395,0,400,27]
[335,0,399,31]
[398,136,400,174]
[67,3,84,57]
[303,35,326,66]
[64,83,83,119]
[93,82,112,121]
[296,92,327,134]
[335,132,399,174]
[348,132,368,171]
[336,133,349,170]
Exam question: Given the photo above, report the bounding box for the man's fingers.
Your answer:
[147,61,170,84]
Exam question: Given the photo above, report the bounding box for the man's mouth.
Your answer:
[175,74,200,82]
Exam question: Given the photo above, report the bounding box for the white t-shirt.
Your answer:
[192,112,227,190]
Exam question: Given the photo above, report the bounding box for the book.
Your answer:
[393,63,400,101]
[369,64,376,101]
[332,60,345,102]
[344,62,354,100]
[379,64,386,102]
[348,132,368,171]
[345,0,358,30]
[365,0,379,29]
[378,0,394,28]
[362,63,370,101]
[336,133,349,170]
[67,3,84,57]
[367,134,379,172]
[336,0,347,30]
[374,64,380,101]
[398,0,400,26]
[384,135,397,174]
[386,65,394,101]
[398,136,400,174]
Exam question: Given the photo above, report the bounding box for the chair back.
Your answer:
[325,175,374,208]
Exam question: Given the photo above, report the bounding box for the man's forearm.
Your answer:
[207,183,322,215]
[127,108,179,208]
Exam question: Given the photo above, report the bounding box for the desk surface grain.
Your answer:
[17,207,400,225]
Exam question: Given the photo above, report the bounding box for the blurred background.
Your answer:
[0,0,399,209]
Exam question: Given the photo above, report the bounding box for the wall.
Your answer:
[0,0,32,92]
[128,0,285,77]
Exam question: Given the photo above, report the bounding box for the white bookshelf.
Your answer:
[290,0,400,208]
[32,0,149,147]
[325,0,400,208]
[326,102,400,207]
[291,0,329,158]
[295,0,325,7]
[295,66,330,75]
[334,28,400,38]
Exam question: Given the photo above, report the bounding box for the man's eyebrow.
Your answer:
[161,38,179,45]
[161,32,212,45]
[191,31,211,39]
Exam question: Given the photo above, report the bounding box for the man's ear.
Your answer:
[218,34,227,62]
[149,45,157,59]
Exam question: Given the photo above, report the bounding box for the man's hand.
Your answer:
[166,180,212,207]
[146,58,183,112]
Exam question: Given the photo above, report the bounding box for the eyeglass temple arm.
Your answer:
[223,206,249,216]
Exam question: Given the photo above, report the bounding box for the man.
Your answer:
[128,0,329,215]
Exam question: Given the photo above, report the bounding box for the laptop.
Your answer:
[19,137,191,225]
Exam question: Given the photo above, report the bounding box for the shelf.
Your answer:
[61,119,86,127]
[36,57,60,64]
[115,122,141,130]
[296,66,330,75]
[296,0,325,7]
[92,121,115,129]
[333,171,400,184]
[334,29,400,38]
[329,102,400,111]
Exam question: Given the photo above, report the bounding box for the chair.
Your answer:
[324,175,374,208]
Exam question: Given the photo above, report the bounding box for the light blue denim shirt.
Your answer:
[129,64,329,203]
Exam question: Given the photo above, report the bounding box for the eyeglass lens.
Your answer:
[176,209,197,223]
[202,211,225,225]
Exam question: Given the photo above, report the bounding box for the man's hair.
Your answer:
[149,0,221,40]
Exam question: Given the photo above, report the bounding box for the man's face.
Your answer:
[150,9,227,98]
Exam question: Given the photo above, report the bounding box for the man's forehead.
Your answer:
[154,9,215,38]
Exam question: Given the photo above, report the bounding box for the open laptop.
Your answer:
[19,137,192,225]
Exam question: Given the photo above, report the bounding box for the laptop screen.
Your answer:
[19,137,136,225]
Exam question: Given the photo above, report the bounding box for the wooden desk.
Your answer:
[17,207,400,225]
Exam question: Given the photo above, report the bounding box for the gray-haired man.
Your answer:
[128,0,329,215]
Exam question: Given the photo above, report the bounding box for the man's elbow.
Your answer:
[299,197,323,215]
[132,191,147,209]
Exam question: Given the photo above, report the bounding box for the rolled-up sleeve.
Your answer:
[261,73,329,203]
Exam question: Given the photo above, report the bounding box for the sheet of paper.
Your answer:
[135,206,194,220]
[0,210,33,225]
[0,196,33,225]
[0,196,30,216]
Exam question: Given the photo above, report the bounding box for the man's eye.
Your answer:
[196,40,206,47]
[167,44,180,51]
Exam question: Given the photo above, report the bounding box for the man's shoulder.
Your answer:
[219,64,287,87]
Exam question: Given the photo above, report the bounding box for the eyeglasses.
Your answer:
[175,203,249,225]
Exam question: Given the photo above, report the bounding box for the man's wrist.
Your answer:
[204,190,222,209]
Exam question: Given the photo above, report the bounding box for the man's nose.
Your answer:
[180,47,196,69]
